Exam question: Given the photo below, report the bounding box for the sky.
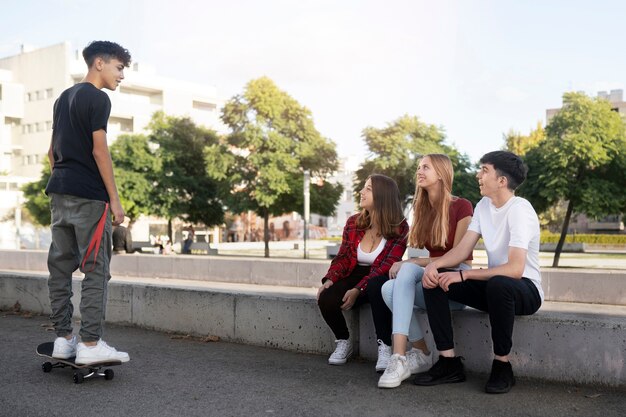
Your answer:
[1,0,625,163]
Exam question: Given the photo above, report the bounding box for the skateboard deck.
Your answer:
[37,342,122,384]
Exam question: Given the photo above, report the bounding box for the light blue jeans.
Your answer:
[381,262,468,342]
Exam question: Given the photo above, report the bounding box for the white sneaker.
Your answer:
[378,354,411,388]
[406,347,432,374]
[52,336,77,359]
[375,339,392,372]
[75,340,130,365]
[328,339,352,365]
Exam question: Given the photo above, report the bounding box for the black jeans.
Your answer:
[318,266,392,344]
[423,276,541,356]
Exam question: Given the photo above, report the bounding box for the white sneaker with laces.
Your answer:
[378,354,411,388]
[406,347,432,374]
[52,336,77,359]
[375,339,392,372]
[75,340,130,365]
[328,339,352,365]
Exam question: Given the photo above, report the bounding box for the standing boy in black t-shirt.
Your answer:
[45,41,132,365]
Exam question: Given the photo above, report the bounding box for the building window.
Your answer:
[36,90,43,100]
[192,100,217,112]
[46,88,53,99]
[109,116,133,133]
[46,121,53,130]
[37,122,43,132]
[26,92,32,102]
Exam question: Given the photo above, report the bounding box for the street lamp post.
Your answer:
[303,170,310,259]
[15,194,22,250]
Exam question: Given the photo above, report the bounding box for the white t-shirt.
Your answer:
[357,237,387,266]
[468,196,543,301]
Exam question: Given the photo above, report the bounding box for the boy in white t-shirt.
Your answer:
[413,151,542,394]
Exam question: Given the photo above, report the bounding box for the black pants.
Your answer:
[318,266,392,345]
[423,276,541,356]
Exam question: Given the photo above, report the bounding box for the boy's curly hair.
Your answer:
[83,41,131,67]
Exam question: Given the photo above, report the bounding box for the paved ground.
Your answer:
[1,313,624,417]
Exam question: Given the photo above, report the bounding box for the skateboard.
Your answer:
[36,342,122,384]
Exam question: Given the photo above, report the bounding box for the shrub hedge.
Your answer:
[540,232,626,244]
[326,233,626,244]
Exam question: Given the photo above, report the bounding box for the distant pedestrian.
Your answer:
[113,217,134,254]
[182,225,195,254]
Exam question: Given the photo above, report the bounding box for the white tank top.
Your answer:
[357,237,387,266]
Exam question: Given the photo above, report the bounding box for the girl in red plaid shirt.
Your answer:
[317,174,408,366]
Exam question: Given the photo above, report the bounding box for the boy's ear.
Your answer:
[92,56,104,71]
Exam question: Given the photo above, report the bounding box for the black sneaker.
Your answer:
[485,359,516,394]
[413,355,466,386]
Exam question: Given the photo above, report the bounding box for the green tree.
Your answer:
[519,92,626,266]
[450,151,481,207]
[110,134,160,229]
[149,112,226,241]
[22,142,160,230]
[272,174,343,218]
[503,121,562,229]
[355,115,480,208]
[22,159,52,227]
[216,77,341,257]
[503,122,545,156]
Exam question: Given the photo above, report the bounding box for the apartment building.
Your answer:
[0,42,224,248]
[546,89,626,123]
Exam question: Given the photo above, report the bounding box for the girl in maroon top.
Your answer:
[377,154,473,388]
[318,174,408,366]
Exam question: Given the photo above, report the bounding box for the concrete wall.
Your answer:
[1,250,624,305]
[1,272,624,386]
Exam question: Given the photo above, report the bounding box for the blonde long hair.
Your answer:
[356,174,404,239]
[408,154,454,249]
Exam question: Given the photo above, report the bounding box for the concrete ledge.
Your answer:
[1,272,624,386]
[1,250,624,305]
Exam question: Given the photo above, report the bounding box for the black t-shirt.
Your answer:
[45,83,111,202]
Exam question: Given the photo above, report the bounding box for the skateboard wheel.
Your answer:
[104,369,114,380]
[42,362,52,373]
[73,372,84,384]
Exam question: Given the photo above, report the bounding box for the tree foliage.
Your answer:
[149,112,226,239]
[216,77,341,256]
[22,114,228,240]
[21,158,52,227]
[354,115,480,208]
[272,175,343,218]
[23,135,161,229]
[518,92,626,266]
[109,134,160,227]
[503,122,545,156]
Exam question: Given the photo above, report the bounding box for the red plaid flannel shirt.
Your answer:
[323,214,409,291]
